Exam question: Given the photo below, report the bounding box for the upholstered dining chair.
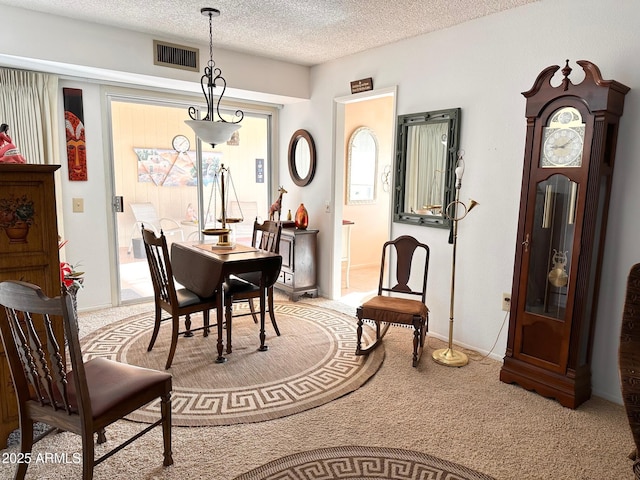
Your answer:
[0,280,173,480]
[142,226,217,369]
[241,219,283,328]
[223,220,283,353]
[355,235,430,367]
[620,263,640,479]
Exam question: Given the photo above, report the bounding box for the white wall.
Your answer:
[56,80,112,309]
[2,0,639,404]
[278,0,640,404]
[0,5,310,103]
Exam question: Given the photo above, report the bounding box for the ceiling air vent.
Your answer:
[153,40,199,72]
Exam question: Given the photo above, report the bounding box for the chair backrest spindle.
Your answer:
[10,309,48,405]
[26,313,57,408]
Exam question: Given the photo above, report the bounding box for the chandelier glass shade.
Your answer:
[184,118,240,147]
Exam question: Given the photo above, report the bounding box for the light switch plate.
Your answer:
[72,198,84,213]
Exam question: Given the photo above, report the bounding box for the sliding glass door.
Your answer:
[108,96,272,303]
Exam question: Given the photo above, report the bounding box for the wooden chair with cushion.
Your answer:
[355,235,430,367]
[0,280,173,480]
[224,220,283,353]
[620,263,640,479]
[142,226,217,369]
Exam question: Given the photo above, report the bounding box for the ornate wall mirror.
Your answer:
[288,129,316,187]
[346,127,378,204]
[394,108,461,228]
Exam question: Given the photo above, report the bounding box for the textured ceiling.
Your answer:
[1,0,537,66]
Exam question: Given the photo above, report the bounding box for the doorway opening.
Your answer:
[333,87,397,307]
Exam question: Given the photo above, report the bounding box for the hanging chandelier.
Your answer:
[185,7,243,147]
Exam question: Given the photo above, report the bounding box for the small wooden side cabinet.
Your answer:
[276,227,318,301]
[0,164,63,447]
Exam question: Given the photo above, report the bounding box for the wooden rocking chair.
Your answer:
[355,235,430,367]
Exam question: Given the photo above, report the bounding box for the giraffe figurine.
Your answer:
[268,186,288,221]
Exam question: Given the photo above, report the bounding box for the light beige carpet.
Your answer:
[80,302,385,426]
[0,297,635,480]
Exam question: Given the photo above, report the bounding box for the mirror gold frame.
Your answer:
[288,129,316,187]
[394,108,461,228]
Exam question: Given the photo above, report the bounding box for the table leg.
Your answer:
[215,290,227,363]
[225,297,233,354]
[258,277,268,352]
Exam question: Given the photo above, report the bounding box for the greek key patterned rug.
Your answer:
[233,446,496,480]
[80,302,384,426]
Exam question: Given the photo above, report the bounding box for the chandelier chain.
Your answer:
[208,11,214,68]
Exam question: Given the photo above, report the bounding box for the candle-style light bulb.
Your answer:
[454,150,465,187]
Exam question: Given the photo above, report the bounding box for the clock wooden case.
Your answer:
[499,60,629,408]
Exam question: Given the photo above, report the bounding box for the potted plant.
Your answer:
[0,194,35,243]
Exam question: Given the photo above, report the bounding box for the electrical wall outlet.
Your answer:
[502,293,511,312]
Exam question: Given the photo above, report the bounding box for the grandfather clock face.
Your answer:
[540,107,585,168]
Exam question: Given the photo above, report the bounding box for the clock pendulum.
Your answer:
[548,249,569,288]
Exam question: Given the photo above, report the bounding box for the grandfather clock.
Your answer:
[499,60,629,408]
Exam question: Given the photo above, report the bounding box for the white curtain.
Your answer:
[0,68,59,165]
[405,121,448,212]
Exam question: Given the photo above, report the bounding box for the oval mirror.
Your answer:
[288,129,316,186]
[394,108,461,228]
[347,127,378,204]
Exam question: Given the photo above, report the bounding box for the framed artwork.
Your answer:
[63,88,88,181]
[134,148,222,187]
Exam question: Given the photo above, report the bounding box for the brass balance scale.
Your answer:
[201,163,244,248]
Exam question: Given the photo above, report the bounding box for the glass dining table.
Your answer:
[171,242,282,363]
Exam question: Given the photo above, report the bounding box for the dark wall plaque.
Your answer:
[350,77,373,94]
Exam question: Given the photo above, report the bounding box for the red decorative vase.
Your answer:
[295,203,308,230]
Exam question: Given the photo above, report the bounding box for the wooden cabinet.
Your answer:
[0,164,62,446]
[275,227,318,301]
[499,61,629,408]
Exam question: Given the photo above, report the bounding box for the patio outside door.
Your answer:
[109,97,271,303]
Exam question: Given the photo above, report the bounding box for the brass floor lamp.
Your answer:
[432,150,478,367]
